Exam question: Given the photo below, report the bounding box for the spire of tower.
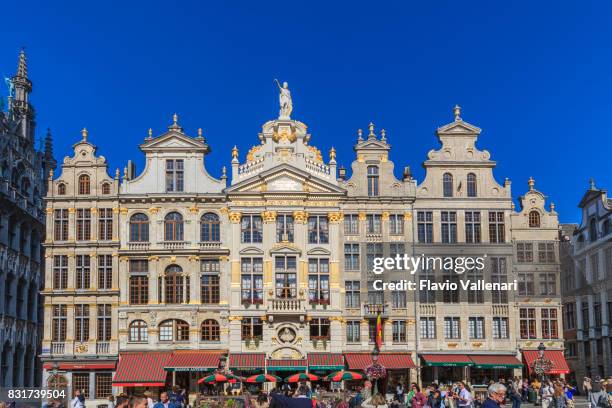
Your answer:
[11,49,34,140]
[16,49,28,79]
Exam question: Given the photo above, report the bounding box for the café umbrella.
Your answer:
[326,371,364,382]
[285,373,319,383]
[245,374,282,383]
[197,373,237,384]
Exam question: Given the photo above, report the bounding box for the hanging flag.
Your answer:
[376,313,383,349]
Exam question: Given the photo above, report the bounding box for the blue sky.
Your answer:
[1,1,610,222]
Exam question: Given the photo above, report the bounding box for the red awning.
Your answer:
[522,350,570,374]
[345,353,415,370]
[267,359,307,371]
[43,362,116,370]
[229,353,266,369]
[164,351,222,372]
[422,354,473,367]
[308,353,344,370]
[469,355,523,369]
[113,352,171,387]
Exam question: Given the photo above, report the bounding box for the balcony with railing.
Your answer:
[268,298,304,314]
[128,242,150,251]
[162,241,189,250]
[199,241,222,250]
[419,304,436,316]
[364,303,388,318]
[96,342,110,354]
[51,342,65,355]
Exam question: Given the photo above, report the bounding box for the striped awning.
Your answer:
[164,351,223,372]
[113,352,171,387]
[229,353,266,369]
[308,353,344,371]
[267,359,307,371]
[470,355,523,369]
[43,362,116,370]
[422,354,473,367]
[345,353,415,370]
[522,350,570,374]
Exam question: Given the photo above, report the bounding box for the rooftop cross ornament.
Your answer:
[275,79,293,119]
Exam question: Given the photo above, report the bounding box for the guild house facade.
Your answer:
[41,83,567,403]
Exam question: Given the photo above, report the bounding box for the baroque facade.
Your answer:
[0,51,52,387]
[41,88,567,403]
[562,182,612,383]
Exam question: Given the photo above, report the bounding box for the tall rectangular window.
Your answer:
[275,256,297,299]
[368,320,384,343]
[52,305,67,341]
[542,308,558,339]
[366,214,382,234]
[492,317,509,339]
[367,166,379,197]
[76,209,91,241]
[366,243,383,272]
[563,303,576,330]
[417,211,433,243]
[444,317,460,339]
[420,317,436,339]
[241,258,263,304]
[516,242,534,263]
[391,287,407,308]
[538,243,556,263]
[165,159,184,192]
[467,268,484,303]
[310,318,331,340]
[590,253,599,279]
[389,243,405,263]
[276,214,294,242]
[465,211,481,243]
[53,255,68,289]
[98,208,113,241]
[519,308,537,339]
[241,317,263,340]
[344,214,359,235]
[518,273,535,296]
[308,258,330,304]
[419,267,436,303]
[468,317,485,339]
[54,209,69,241]
[344,244,360,271]
[201,260,220,304]
[442,271,460,303]
[73,374,90,399]
[346,321,361,343]
[345,281,360,308]
[441,211,457,243]
[76,255,91,290]
[74,304,90,342]
[308,215,329,244]
[129,276,149,305]
[241,215,263,243]
[95,373,113,399]
[488,211,505,243]
[98,254,113,290]
[491,257,508,304]
[392,321,407,343]
[539,273,557,295]
[97,304,112,341]
[389,214,404,235]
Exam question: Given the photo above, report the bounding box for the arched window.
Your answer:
[78,174,90,195]
[57,183,66,195]
[159,319,189,342]
[164,212,184,241]
[101,183,111,195]
[129,213,149,242]
[467,173,477,197]
[443,173,453,197]
[201,213,220,242]
[201,319,220,341]
[589,218,598,242]
[164,265,187,304]
[529,211,540,228]
[367,166,379,197]
[129,320,148,342]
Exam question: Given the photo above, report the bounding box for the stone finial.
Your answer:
[222,166,227,177]
[81,127,88,141]
[528,177,535,191]
[454,104,462,121]
[49,169,54,179]
[197,128,204,139]
[589,178,596,190]
[357,129,363,141]
[368,122,376,138]
[381,129,387,141]
[232,145,238,159]
[550,202,556,212]
[173,113,178,125]
[329,147,336,161]
[115,168,120,179]
[147,128,153,140]
[403,166,412,180]
[123,166,128,180]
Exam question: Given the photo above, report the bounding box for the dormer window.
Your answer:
[101,182,111,195]
[467,173,477,197]
[529,211,540,228]
[165,159,184,192]
[443,173,453,197]
[57,183,66,195]
[78,174,90,195]
[367,166,379,197]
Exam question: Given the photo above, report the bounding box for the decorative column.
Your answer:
[149,256,159,304]
[68,208,76,241]
[228,211,242,308]
[90,207,98,242]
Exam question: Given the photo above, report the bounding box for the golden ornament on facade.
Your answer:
[68,207,76,214]
[120,208,129,215]
[232,145,239,159]
[358,212,367,221]
[46,207,53,214]
[148,255,159,261]
[148,207,159,214]
[90,207,98,214]
[306,145,323,163]
[293,211,308,223]
[228,211,242,223]
[272,127,296,143]
[246,145,262,162]
[327,211,344,223]
[75,343,88,353]
[472,342,483,347]
[381,212,390,221]
[189,206,199,214]
[447,342,458,348]
[219,207,229,215]
[404,212,412,221]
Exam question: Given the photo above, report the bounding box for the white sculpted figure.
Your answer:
[275,79,292,119]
